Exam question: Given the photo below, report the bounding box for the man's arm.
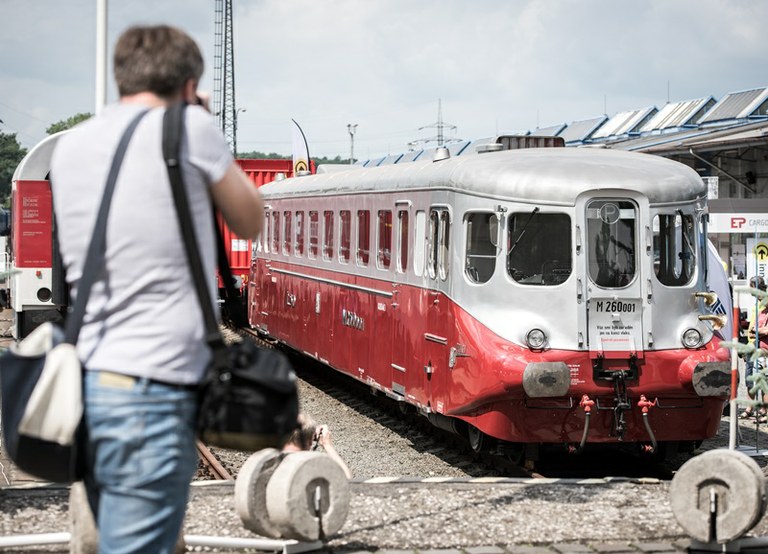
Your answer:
[210,163,264,240]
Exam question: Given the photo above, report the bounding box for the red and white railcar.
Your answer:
[8,133,67,338]
[249,139,731,457]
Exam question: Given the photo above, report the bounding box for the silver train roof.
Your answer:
[260,148,706,206]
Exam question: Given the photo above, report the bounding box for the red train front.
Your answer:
[249,141,731,459]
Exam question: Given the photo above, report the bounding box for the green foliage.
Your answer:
[46,112,92,135]
[0,132,27,202]
[237,151,290,160]
[236,150,353,166]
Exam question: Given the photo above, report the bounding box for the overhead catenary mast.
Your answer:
[412,98,460,149]
[213,0,238,155]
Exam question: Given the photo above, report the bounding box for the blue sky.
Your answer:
[1,0,767,159]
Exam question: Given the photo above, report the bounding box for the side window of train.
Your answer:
[507,211,572,286]
[377,210,392,270]
[308,210,319,259]
[295,211,305,257]
[397,209,409,273]
[428,208,450,281]
[282,211,292,256]
[653,211,695,286]
[438,211,450,281]
[339,210,351,264]
[414,210,426,276]
[323,210,334,261]
[271,211,280,255]
[465,212,498,284]
[261,209,269,254]
[428,210,439,279]
[357,210,370,266]
[586,200,636,288]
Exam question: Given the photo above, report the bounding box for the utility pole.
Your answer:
[214,0,237,154]
[347,124,357,165]
[95,0,107,115]
[233,107,246,158]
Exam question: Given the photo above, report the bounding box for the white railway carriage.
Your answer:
[249,143,730,458]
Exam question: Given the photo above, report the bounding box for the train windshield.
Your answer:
[586,200,637,288]
[507,211,572,286]
[653,211,696,286]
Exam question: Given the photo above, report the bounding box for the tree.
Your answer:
[236,150,353,165]
[46,112,92,135]
[0,132,27,203]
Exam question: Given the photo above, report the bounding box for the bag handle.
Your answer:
[64,109,149,345]
[162,103,244,352]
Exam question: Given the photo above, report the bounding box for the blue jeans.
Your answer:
[82,370,198,554]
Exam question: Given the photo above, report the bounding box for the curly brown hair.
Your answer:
[114,25,203,99]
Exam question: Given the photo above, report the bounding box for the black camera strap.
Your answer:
[162,103,246,353]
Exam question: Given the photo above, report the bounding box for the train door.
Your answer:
[367,207,394,387]
[260,209,283,339]
[247,213,266,328]
[425,206,452,414]
[577,195,646,439]
[389,203,412,401]
[333,209,355,373]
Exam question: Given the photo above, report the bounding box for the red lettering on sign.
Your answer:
[731,217,747,229]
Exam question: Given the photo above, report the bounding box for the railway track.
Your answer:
[205,325,681,481]
[195,440,233,480]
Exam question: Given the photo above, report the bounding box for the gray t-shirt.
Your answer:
[50,103,233,384]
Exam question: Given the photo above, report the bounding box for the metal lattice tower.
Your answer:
[213,0,237,155]
[412,99,460,149]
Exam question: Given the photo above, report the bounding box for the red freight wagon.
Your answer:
[221,159,315,293]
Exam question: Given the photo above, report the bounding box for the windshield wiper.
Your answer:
[508,207,540,254]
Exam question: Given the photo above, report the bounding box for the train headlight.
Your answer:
[526,328,547,350]
[682,328,703,349]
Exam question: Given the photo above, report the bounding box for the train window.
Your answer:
[282,211,292,256]
[414,210,426,276]
[377,210,392,269]
[653,212,695,286]
[428,210,439,279]
[295,211,305,256]
[308,211,319,259]
[357,210,370,266]
[465,212,498,283]
[397,210,409,273]
[261,209,269,253]
[323,210,334,261]
[507,211,571,286]
[271,211,280,254]
[438,211,450,281]
[340,210,351,263]
[586,200,636,288]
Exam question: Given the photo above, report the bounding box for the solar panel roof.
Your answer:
[639,97,715,132]
[558,116,608,143]
[699,87,768,123]
[591,107,657,139]
[531,123,566,136]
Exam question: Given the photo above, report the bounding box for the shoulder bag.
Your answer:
[0,110,148,482]
[162,103,299,451]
